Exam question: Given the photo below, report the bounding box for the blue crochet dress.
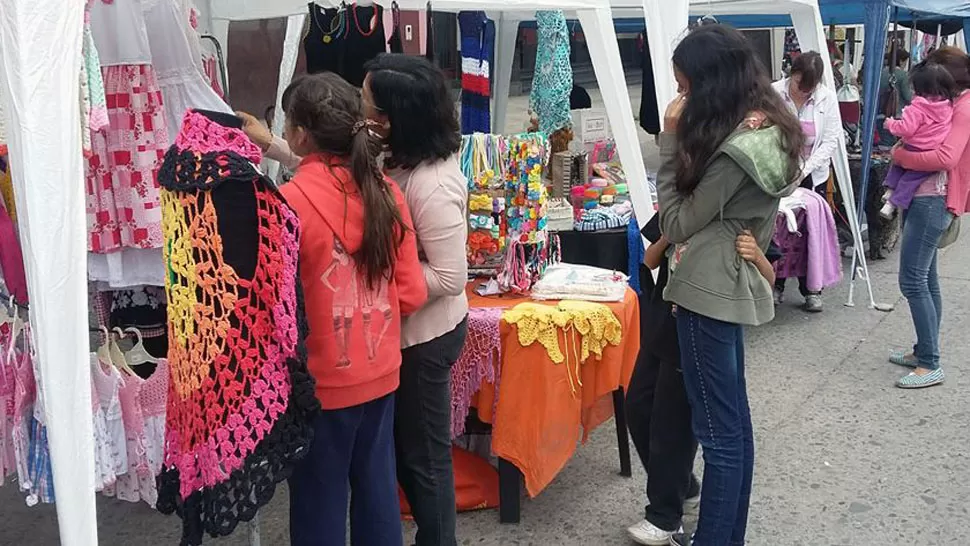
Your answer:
[530,11,572,135]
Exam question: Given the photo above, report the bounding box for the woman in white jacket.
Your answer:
[772,51,842,312]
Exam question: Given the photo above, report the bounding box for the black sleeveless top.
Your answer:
[304,2,386,87]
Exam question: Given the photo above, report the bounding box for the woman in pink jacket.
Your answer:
[889,47,970,389]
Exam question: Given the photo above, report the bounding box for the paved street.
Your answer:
[1,89,967,545]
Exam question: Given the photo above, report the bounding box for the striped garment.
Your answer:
[459,12,494,134]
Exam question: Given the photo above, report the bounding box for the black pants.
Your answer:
[626,348,700,532]
[396,319,468,546]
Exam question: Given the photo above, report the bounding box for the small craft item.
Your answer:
[574,202,633,232]
[461,133,508,273]
[549,151,575,198]
[546,198,574,232]
[531,263,629,302]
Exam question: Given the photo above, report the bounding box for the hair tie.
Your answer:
[352,120,368,135]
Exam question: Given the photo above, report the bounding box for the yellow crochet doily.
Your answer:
[502,300,623,396]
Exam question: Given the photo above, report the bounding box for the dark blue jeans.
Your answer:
[289,394,403,546]
[677,308,752,546]
[397,319,468,546]
[899,196,953,371]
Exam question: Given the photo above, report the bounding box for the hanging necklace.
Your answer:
[312,4,344,44]
[353,3,378,37]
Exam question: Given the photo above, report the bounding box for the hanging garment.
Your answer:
[81,0,109,157]
[155,110,318,546]
[458,12,494,134]
[140,359,169,504]
[388,2,404,53]
[304,2,386,87]
[91,358,129,486]
[530,11,572,135]
[0,204,27,304]
[304,2,346,76]
[340,3,386,87]
[89,0,153,66]
[87,0,169,254]
[85,64,169,253]
[638,32,660,136]
[88,248,166,289]
[143,0,232,141]
[0,163,16,223]
[425,4,435,61]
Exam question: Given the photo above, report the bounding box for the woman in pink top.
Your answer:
[889,47,970,389]
[880,62,957,218]
[239,54,469,546]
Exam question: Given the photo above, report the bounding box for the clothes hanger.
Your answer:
[109,328,135,377]
[124,327,159,366]
[96,325,112,365]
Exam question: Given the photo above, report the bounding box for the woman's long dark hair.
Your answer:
[364,53,461,169]
[283,73,406,289]
[672,24,804,194]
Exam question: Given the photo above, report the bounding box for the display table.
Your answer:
[454,283,640,523]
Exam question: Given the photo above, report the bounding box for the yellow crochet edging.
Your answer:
[502,300,623,397]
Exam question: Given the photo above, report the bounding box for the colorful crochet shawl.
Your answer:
[155,111,318,546]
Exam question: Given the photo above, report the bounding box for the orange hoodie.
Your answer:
[281,154,428,410]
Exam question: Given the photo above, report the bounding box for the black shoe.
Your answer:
[669,533,692,546]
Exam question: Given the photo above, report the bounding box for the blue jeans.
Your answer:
[899,196,952,371]
[677,308,752,546]
[289,394,403,546]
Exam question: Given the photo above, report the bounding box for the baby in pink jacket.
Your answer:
[881,62,957,218]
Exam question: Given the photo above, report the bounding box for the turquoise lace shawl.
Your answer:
[530,11,572,135]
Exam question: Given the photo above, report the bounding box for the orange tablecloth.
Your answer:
[467,284,640,497]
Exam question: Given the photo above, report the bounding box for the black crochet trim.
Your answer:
[158,148,260,193]
[156,278,319,546]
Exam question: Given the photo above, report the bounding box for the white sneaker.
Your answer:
[880,201,896,220]
[627,520,683,546]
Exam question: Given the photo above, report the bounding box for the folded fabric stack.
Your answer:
[575,202,633,232]
[531,263,628,302]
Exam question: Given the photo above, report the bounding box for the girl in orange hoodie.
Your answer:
[280,73,427,546]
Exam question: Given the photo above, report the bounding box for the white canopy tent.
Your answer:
[492,0,881,308]
[207,0,656,226]
[0,1,97,546]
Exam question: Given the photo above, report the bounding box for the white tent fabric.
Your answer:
[0,1,97,545]
[681,0,881,308]
[208,0,657,225]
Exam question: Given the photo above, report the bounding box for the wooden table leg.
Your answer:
[613,388,632,477]
[498,457,521,524]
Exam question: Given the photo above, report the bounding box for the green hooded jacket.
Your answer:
[656,126,798,326]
